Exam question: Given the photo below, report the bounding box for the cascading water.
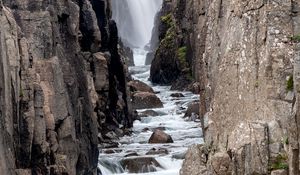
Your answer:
[98,1,203,175]
[111,0,162,48]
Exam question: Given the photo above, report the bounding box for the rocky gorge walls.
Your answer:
[0,0,133,174]
[164,0,300,175]
[149,0,201,92]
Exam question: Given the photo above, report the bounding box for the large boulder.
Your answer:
[148,129,173,144]
[184,102,200,118]
[132,92,163,109]
[128,80,154,93]
[120,157,162,173]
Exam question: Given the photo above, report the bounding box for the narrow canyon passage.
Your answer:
[98,0,203,174]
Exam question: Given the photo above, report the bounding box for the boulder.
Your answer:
[139,110,160,117]
[128,80,154,93]
[184,102,199,118]
[148,129,173,144]
[146,148,169,155]
[120,157,162,173]
[124,152,139,157]
[132,92,163,109]
[170,93,185,98]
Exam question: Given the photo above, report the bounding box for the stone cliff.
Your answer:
[151,0,300,175]
[0,0,133,174]
[149,0,200,92]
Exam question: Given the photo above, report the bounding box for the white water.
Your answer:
[99,1,203,174]
[111,0,162,48]
[98,53,203,175]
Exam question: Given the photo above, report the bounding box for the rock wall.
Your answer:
[149,0,201,91]
[178,0,300,175]
[0,0,133,174]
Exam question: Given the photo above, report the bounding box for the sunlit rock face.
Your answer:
[178,1,300,175]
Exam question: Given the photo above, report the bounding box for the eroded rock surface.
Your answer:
[0,0,133,174]
[178,0,300,175]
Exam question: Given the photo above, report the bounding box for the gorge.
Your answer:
[0,0,300,175]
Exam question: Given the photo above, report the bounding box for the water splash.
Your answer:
[111,0,163,48]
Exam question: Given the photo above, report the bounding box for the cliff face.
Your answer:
[0,0,133,174]
[161,0,300,174]
[149,0,201,91]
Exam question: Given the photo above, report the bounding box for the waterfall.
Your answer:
[111,0,163,49]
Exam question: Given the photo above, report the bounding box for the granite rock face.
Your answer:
[179,0,300,174]
[0,0,133,174]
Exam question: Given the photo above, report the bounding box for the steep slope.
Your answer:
[0,0,133,174]
[177,0,300,174]
[149,0,201,92]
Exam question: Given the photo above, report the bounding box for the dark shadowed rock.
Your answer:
[148,129,173,144]
[124,152,139,157]
[128,80,154,93]
[132,92,163,109]
[170,93,185,98]
[146,148,169,155]
[120,157,162,173]
[139,110,160,117]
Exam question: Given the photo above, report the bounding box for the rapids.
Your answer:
[98,1,203,174]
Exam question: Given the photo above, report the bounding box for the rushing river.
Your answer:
[98,48,203,174]
[98,1,203,174]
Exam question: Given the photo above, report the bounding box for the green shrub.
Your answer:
[161,13,173,27]
[177,46,188,69]
[269,153,288,171]
[290,35,300,42]
[286,75,293,91]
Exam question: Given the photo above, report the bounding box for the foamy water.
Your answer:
[98,50,203,175]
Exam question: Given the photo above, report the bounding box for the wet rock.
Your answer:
[128,80,154,93]
[146,148,169,155]
[153,127,166,131]
[172,151,187,159]
[132,92,163,109]
[142,128,150,132]
[124,152,139,157]
[120,157,162,173]
[105,131,118,140]
[184,102,199,118]
[139,110,160,117]
[170,93,185,98]
[99,142,119,149]
[148,129,173,144]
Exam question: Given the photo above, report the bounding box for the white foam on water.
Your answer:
[100,1,203,174]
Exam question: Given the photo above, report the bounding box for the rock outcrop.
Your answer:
[0,0,133,174]
[178,0,300,175]
[149,0,198,90]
